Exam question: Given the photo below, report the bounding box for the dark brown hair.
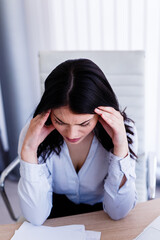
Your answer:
[34,59,137,161]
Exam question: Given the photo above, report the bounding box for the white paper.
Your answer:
[11,221,101,240]
[86,230,101,240]
[134,227,160,240]
[134,216,160,240]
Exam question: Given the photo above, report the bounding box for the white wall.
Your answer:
[0,0,41,162]
[1,0,160,163]
[0,84,8,151]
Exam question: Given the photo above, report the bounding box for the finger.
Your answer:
[33,110,50,120]
[95,106,122,120]
[99,117,111,130]
[100,112,123,136]
[98,107,121,119]
[98,114,126,143]
[95,108,118,124]
[33,110,51,126]
[100,113,115,126]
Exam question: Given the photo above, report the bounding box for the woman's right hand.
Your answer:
[21,110,55,164]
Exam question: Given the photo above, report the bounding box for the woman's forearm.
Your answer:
[18,160,53,225]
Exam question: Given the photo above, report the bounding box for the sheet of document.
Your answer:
[134,216,160,240]
[135,227,160,240]
[11,221,101,240]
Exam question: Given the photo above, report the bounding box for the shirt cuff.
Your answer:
[108,151,136,179]
[104,152,136,198]
[20,159,50,182]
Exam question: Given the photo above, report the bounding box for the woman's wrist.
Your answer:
[21,146,38,164]
[113,144,128,158]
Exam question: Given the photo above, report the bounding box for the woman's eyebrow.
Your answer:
[53,114,66,124]
[53,114,94,125]
[79,119,92,124]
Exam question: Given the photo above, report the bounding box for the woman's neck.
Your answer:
[65,132,94,172]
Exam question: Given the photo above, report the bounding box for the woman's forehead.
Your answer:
[51,106,95,125]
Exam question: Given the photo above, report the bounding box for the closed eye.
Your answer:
[80,122,90,127]
[54,120,64,125]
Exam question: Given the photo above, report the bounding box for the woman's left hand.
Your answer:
[94,106,129,158]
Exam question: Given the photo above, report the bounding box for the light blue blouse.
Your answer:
[18,122,138,225]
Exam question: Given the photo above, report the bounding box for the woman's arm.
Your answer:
[103,151,137,220]
[94,107,138,220]
[21,111,54,164]
[18,111,55,225]
[18,160,53,225]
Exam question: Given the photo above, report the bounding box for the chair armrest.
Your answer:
[0,157,20,188]
[0,157,20,221]
[147,152,157,200]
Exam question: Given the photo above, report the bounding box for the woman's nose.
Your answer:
[66,126,79,139]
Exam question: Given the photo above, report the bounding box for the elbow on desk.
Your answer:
[22,212,47,226]
[20,204,51,226]
[103,198,137,221]
[29,219,45,226]
[103,208,128,221]
[18,190,52,225]
[103,186,137,220]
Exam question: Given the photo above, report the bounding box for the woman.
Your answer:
[18,58,138,225]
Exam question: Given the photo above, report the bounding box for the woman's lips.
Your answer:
[66,137,81,143]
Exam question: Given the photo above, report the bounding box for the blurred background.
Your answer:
[0,0,160,224]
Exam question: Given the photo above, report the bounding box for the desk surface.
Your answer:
[1,198,160,240]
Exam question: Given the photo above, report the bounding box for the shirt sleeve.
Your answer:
[17,123,53,225]
[103,122,138,220]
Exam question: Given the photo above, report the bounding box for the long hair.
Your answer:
[34,59,137,161]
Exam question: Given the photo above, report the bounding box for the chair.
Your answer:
[39,50,157,202]
[0,156,20,221]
